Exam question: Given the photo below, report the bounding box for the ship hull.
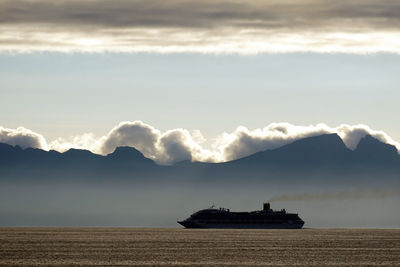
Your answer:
[178,204,305,229]
[178,220,304,229]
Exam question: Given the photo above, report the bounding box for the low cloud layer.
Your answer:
[1,121,399,164]
[1,0,400,53]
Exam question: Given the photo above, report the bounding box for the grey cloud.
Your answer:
[337,124,395,150]
[220,123,400,161]
[1,0,400,53]
[97,121,208,164]
[219,124,332,161]
[158,130,193,163]
[0,126,48,150]
[338,127,372,150]
[1,0,400,30]
[100,121,159,157]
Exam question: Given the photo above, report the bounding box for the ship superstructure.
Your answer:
[178,203,304,229]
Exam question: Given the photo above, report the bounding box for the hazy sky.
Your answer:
[1,53,399,140]
[1,0,400,162]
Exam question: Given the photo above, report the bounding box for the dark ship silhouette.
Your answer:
[178,203,304,229]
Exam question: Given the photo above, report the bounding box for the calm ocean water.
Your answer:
[0,228,399,266]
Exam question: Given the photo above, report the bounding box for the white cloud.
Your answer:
[214,123,334,161]
[0,126,48,150]
[215,123,400,161]
[99,121,160,157]
[97,121,220,163]
[336,124,399,150]
[49,133,103,154]
[1,122,399,164]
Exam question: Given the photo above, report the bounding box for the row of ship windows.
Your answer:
[195,216,298,220]
[196,220,296,224]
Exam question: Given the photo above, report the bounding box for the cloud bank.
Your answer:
[1,121,399,164]
[0,126,48,150]
[1,0,400,53]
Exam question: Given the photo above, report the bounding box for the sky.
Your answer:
[1,0,400,164]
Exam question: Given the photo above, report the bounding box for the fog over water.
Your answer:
[0,178,398,228]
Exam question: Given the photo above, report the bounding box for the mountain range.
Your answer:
[0,133,399,183]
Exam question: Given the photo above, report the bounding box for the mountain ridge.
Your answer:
[0,134,399,179]
[0,133,399,165]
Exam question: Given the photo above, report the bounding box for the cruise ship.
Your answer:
[178,203,304,229]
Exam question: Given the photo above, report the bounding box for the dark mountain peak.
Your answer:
[236,133,351,165]
[322,133,340,140]
[108,146,145,160]
[297,133,342,144]
[23,147,50,156]
[64,148,94,155]
[106,147,155,166]
[356,134,395,150]
[355,135,398,160]
[62,148,99,160]
[0,142,22,150]
[0,143,23,162]
[48,150,62,155]
[0,142,16,151]
[280,133,348,153]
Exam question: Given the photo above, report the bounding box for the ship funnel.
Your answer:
[263,202,270,211]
